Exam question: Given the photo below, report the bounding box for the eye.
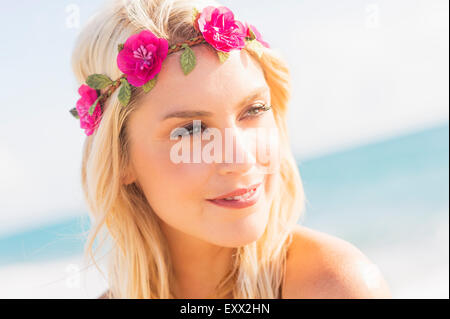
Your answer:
[243,103,272,119]
[169,104,272,139]
[171,122,208,138]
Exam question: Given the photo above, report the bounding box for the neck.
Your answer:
[160,221,235,299]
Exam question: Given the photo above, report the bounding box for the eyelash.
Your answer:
[173,104,272,137]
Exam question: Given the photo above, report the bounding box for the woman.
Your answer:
[71,0,391,299]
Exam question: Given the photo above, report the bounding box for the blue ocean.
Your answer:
[1,122,448,269]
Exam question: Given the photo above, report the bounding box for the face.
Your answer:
[125,45,281,247]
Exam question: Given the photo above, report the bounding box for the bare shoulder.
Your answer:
[282,225,391,299]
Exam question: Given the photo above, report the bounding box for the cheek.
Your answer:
[243,117,281,176]
[250,116,281,202]
[258,128,281,175]
[131,140,211,219]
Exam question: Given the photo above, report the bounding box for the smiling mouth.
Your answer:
[220,186,258,201]
[206,183,263,209]
[208,182,263,201]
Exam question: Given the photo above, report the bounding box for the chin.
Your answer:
[208,211,270,248]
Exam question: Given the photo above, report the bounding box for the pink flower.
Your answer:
[117,30,169,87]
[196,6,248,53]
[245,23,270,48]
[75,84,102,136]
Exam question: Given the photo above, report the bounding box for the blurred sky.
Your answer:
[0,0,448,235]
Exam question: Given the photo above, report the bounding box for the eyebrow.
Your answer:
[161,86,270,121]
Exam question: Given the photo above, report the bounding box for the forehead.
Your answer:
[136,45,269,115]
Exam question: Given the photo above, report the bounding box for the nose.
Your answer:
[216,126,257,176]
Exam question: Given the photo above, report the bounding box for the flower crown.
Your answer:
[70,6,270,136]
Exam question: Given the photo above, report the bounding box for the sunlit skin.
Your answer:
[122,45,392,299]
[124,45,280,298]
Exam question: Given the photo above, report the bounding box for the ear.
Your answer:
[122,166,136,185]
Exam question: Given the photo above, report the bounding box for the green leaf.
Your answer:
[118,78,132,107]
[246,39,264,58]
[248,26,257,40]
[143,77,157,93]
[180,46,196,75]
[118,43,124,52]
[86,74,113,90]
[88,96,101,116]
[217,51,230,63]
[192,7,200,22]
[69,107,79,119]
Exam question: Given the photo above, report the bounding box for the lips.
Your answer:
[206,182,263,210]
[209,182,262,200]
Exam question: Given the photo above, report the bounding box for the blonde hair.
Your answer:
[72,0,306,298]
